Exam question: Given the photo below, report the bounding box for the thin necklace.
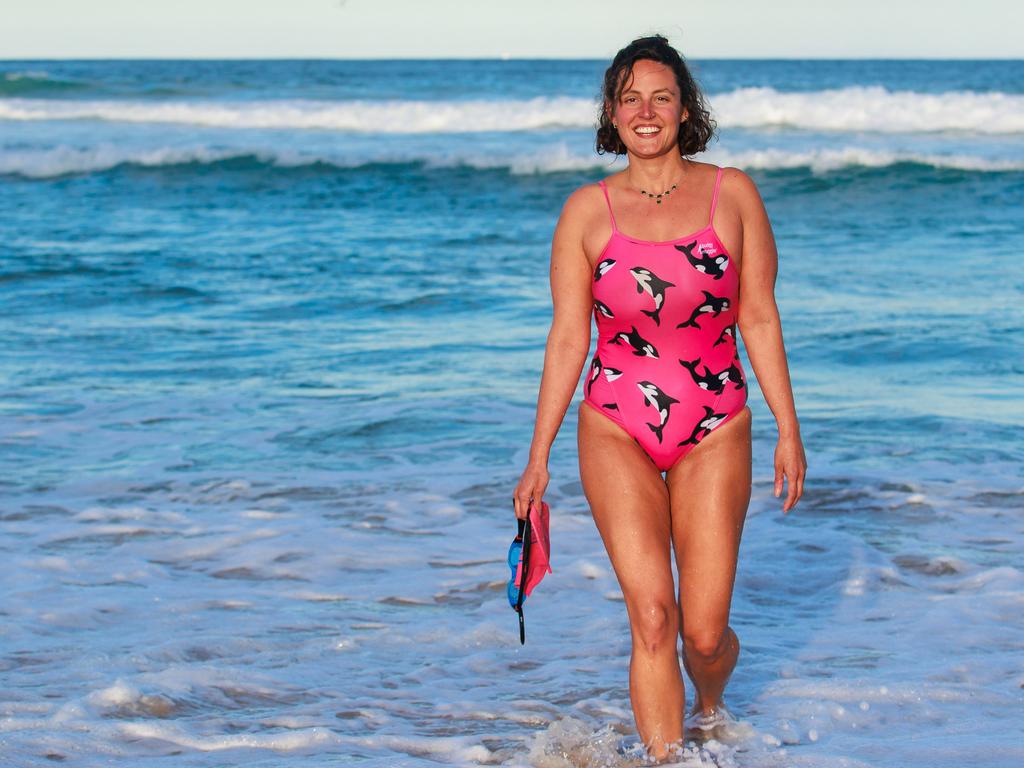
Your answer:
[630,167,687,204]
[639,184,677,204]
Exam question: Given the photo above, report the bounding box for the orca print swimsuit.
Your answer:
[583,167,748,472]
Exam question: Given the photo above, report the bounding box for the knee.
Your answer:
[683,626,731,661]
[631,600,678,656]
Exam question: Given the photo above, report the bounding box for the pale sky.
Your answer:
[1,0,1021,59]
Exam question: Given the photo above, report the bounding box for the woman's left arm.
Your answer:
[729,169,807,513]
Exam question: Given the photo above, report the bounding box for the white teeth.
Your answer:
[635,126,660,135]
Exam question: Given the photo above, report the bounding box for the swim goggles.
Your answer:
[507,515,532,644]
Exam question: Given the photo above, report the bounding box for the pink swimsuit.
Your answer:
[583,167,748,472]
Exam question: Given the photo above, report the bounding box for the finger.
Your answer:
[786,464,798,502]
[774,464,784,498]
[515,492,529,520]
[796,471,805,505]
[519,490,535,520]
[784,480,797,512]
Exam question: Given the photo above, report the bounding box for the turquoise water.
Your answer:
[1,59,1022,767]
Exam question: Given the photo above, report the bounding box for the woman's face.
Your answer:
[607,59,688,159]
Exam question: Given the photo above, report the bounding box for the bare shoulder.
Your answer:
[717,166,765,210]
[562,178,610,216]
[556,178,613,233]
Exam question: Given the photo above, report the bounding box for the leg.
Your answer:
[666,406,751,717]
[577,403,682,760]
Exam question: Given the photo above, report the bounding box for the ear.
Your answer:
[681,107,690,124]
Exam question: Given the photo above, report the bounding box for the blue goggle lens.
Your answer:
[507,539,524,608]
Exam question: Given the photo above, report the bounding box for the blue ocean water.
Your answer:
[1,59,1022,767]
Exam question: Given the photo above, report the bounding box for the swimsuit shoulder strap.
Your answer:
[597,180,619,234]
[708,166,723,227]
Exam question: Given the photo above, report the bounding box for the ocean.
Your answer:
[1,58,1022,767]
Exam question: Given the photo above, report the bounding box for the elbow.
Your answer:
[737,307,778,337]
[548,325,590,358]
[737,292,781,334]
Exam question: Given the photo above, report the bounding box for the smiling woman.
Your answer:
[513,34,807,762]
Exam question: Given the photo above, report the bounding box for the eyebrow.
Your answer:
[621,87,675,96]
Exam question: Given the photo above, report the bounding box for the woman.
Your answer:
[513,35,807,760]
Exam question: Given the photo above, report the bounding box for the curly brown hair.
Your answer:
[596,34,716,157]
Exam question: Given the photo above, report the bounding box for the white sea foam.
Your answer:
[0,95,591,132]
[352,734,492,763]
[713,86,1024,134]
[2,86,1023,133]
[0,143,247,178]
[713,146,1024,173]
[3,70,52,81]
[88,680,142,708]
[3,141,1022,179]
[118,721,341,751]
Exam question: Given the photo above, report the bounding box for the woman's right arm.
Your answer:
[512,189,595,521]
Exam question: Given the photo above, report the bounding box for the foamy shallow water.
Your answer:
[2,438,1022,766]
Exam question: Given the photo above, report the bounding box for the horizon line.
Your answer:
[3,55,1023,63]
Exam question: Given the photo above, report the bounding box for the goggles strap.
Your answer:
[516,516,532,643]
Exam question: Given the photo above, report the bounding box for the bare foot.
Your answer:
[684,701,735,739]
[641,738,690,765]
[686,691,719,719]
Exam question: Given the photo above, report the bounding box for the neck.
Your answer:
[625,155,689,191]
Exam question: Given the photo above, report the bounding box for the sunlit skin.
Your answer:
[514,58,806,762]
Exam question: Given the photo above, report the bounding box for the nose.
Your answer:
[639,98,656,118]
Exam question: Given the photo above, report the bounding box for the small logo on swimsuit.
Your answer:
[698,242,716,254]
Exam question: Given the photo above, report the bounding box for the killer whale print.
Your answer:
[678,357,727,395]
[581,169,747,472]
[610,326,659,358]
[586,355,604,397]
[677,406,729,447]
[719,359,745,391]
[637,380,679,444]
[594,299,615,319]
[630,267,674,326]
[593,258,616,281]
[675,241,728,279]
[714,325,735,347]
[676,291,730,330]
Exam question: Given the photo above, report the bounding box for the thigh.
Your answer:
[666,406,752,629]
[577,403,674,605]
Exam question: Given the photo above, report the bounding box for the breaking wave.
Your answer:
[3,142,1023,179]
[2,86,1024,134]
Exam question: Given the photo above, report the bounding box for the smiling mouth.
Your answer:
[634,126,661,136]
